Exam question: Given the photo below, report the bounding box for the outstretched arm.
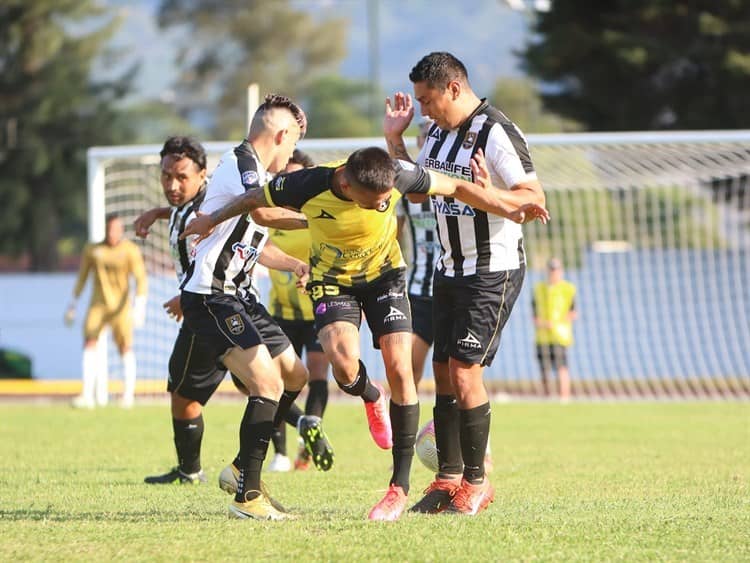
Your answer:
[180,187,270,240]
[429,150,549,224]
[258,241,310,290]
[134,207,171,238]
[250,208,308,230]
[384,92,415,162]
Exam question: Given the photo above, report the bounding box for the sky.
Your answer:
[104,0,532,105]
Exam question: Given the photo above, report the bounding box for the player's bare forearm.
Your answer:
[250,207,307,230]
[210,187,268,225]
[453,180,549,222]
[258,242,302,272]
[385,136,413,162]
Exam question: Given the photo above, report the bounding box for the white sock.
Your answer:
[122,351,136,402]
[81,348,97,402]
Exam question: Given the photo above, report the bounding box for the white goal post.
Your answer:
[87,132,750,398]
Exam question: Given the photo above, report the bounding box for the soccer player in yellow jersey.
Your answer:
[182,146,548,520]
[65,213,147,408]
[266,150,333,472]
[533,258,577,401]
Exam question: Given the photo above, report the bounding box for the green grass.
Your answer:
[1,401,748,561]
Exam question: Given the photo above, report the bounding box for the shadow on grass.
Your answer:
[0,508,223,522]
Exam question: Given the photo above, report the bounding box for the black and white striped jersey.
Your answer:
[168,186,206,285]
[418,99,537,277]
[398,197,439,297]
[181,140,270,298]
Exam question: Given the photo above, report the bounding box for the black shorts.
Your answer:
[181,291,291,363]
[167,324,226,405]
[536,344,568,371]
[309,268,412,349]
[273,318,323,357]
[409,294,433,346]
[432,266,525,366]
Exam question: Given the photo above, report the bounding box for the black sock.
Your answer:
[434,394,463,477]
[173,414,204,474]
[271,422,286,456]
[284,401,304,428]
[390,401,419,494]
[460,402,491,484]
[235,396,278,502]
[337,360,380,402]
[306,380,329,417]
[274,389,301,428]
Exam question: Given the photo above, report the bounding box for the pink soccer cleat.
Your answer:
[364,382,393,449]
[368,484,408,521]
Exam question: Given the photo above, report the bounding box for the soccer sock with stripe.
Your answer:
[389,401,419,494]
[305,380,329,417]
[235,396,277,503]
[337,360,380,403]
[460,402,491,484]
[173,414,204,474]
[434,394,463,477]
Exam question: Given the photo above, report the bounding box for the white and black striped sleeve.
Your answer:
[485,125,537,189]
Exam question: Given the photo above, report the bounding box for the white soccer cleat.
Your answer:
[267,453,292,472]
[71,395,95,409]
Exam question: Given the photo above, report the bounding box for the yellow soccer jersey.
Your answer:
[533,280,576,346]
[73,239,147,311]
[268,228,314,321]
[263,159,434,287]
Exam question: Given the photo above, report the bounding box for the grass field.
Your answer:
[1,400,747,561]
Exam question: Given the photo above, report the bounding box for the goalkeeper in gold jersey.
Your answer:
[65,213,147,408]
[266,150,333,472]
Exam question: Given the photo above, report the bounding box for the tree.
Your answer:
[158,0,350,139]
[489,77,581,133]
[0,1,135,270]
[521,1,750,130]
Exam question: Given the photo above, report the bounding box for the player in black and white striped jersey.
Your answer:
[385,52,548,516]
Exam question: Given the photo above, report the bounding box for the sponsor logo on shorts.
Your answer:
[315,303,327,315]
[315,300,353,315]
[384,306,407,323]
[241,170,259,187]
[225,314,245,335]
[457,330,482,350]
[376,289,404,303]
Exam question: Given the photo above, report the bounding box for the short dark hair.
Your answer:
[409,52,469,89]
[160,136,207,171]
[345,147,395,194]
[256,94,307,139]
[289,149,315,168]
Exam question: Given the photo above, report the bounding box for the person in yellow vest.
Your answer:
[266,150,333,472]
[533,258,577,401]
[65,213,147,408]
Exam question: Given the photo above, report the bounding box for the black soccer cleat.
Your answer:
[144,466,207,485]
[297,415,334,472]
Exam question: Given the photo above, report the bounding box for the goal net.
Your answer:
[88,132,750,398]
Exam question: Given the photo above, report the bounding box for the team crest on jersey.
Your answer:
[241,170,259,187]
[376,197,391,212]
[271,176,285,191]
[226,314,245,335]
[232,242,258,262]
[462,131,477,150]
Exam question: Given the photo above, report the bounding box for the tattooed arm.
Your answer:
[180,187,270,240]
[384,92,416,163]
